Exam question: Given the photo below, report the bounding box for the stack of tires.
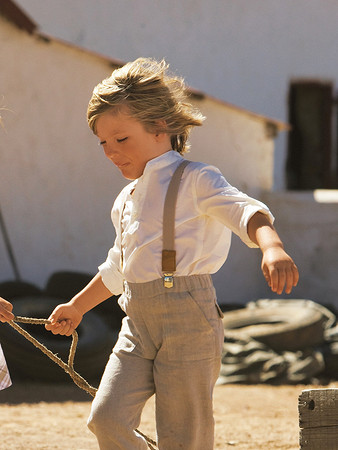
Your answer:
[0,272,125,384]
[218,299,337,385]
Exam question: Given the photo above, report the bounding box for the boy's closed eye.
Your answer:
[98,137,128,146]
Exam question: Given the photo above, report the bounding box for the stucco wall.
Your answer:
[261,191,338,307]
[189,97,274,196]
[0,19,125,285]
[0,16,275,302]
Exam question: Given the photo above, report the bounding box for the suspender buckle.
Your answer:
[163,273,174,289]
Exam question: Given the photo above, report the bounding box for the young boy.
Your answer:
[0,298,14,390]
[45,58,299,449]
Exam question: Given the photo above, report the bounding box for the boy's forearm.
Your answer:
[247,212,283,252]
[69,272,114,315]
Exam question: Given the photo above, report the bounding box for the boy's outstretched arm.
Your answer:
[45,272,113,336]
[247,212,299,295]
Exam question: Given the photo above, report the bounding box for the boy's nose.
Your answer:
[103,144,118,158]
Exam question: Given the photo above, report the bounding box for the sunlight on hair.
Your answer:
[87,57,205,154]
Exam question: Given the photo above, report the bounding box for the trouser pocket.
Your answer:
[163,287,224,361]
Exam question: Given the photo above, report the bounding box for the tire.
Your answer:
[44,271,94,299]
[0,295,118,383]
[222,299,334,351]
[44,271,125,329]
[320,341,338,379]
[0,280,41,299]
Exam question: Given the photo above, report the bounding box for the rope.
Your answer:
[7,315,158,450]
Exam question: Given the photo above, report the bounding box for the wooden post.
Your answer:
[299,388,338,449]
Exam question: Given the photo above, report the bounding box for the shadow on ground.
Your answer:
[0,381,94,404]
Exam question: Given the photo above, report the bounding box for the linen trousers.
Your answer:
[87,274,224,450]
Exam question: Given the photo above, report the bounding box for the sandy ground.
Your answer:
[1,380,330,449]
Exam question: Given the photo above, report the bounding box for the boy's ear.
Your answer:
[154,119,167,133]
[154,119,168,141]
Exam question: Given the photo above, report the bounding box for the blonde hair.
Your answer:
[87,57,204,154]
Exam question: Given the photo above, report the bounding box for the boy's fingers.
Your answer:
[45,317,74,336]
[45,321,60,333]
[283,264,299,294]
[55,320,74,336]
[284,270,294,294]
[0,309,15,322]
[46,307,63,326]
[266,263,299,295]
[269,268,278,293]
[45,310,62,331]
[263,269,271,286]
[292,264,299,286]
[276,269,286,295]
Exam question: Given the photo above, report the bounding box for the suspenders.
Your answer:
[162,159,191,288]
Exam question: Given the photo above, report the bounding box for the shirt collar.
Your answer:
[142,150,183,177]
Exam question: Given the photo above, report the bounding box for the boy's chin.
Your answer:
[119,166,144,180]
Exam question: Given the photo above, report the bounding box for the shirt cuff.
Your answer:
[98,261,124,295]
[239,206,275,248]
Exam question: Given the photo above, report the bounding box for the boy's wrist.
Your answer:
[260,242,285,255]
[68,297,87,316]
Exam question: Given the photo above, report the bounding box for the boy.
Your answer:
[45,58,299,449]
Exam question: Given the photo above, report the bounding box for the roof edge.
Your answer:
[0,0,37,34]
[37,31,126,69]
[188,87,290,132]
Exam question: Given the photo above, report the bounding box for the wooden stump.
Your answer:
[299,388,338,449]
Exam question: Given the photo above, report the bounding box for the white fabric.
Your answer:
[0,344,11,390]
[99,151,274,295]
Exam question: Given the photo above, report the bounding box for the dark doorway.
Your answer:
[286,81,336,189]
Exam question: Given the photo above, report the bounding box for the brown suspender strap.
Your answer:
[162,159,190,288]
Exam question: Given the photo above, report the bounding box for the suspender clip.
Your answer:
[163,273,174,289]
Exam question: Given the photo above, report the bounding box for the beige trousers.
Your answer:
[87,275,224,450]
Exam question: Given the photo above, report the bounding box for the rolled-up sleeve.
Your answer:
[98,245,124,295]
[98,192,125,295]
[194,165,274,248]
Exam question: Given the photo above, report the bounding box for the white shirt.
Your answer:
[99,151,274,294]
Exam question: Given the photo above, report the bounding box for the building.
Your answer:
[1,0,337,307]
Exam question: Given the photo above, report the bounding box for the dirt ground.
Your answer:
[1,380,332,449]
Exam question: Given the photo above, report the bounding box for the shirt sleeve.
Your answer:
[98,246,124,295]
[98,191,125,295]
[194,164,275,248]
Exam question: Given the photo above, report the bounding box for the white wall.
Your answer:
[261,191,338,307]
[15,0,338,190]
[189,97,275,196]
[0,19,125,285]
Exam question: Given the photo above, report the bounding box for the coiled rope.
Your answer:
[7,316,157,450]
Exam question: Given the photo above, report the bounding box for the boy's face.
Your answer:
[96,109,170,180]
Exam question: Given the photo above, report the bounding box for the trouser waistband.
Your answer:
[123,274,213,298]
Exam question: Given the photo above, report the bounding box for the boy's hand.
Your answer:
[0,297,14,322]
[247,212,299,295]
[261,246,299,295]
[45,303,83,336]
